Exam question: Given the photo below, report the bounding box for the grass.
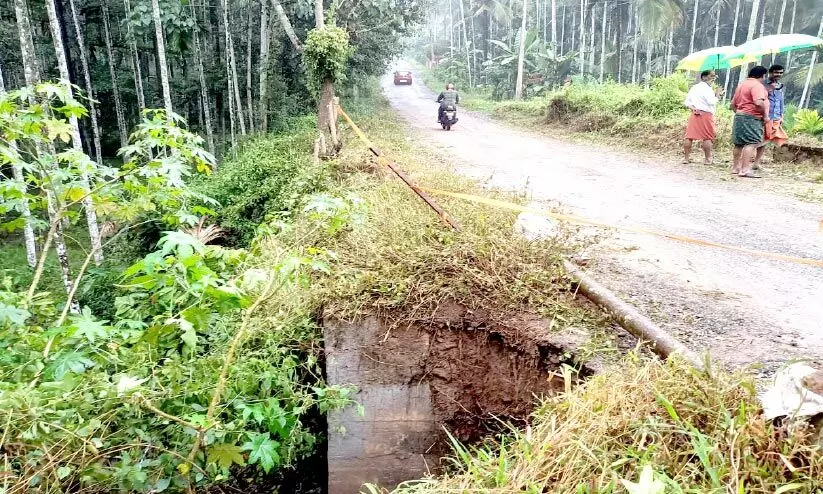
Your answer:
[257,93,611,349]
[380,356,823,493]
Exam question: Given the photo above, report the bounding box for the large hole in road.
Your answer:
[324,300,615,493]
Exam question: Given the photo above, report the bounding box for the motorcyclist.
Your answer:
[437,83,460,123]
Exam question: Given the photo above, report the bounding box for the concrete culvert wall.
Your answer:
[324,301,609,493]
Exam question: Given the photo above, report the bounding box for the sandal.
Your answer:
[738,172,762,178]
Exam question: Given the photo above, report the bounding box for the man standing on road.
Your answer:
[730,65,770,178]
[683,70,723,165]
[437,83,460,123]
[753,64,788,170]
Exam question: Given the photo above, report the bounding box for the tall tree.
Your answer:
[0,59,37,268]
[785,0,797,68]
[151,0,173,114]
[550,0,557,52]
[190,1,216,154]
[458,0,472,86]
[579,0,586,75]
[246,1,255,133]
[124,0,146,112]
[101,3,128,148]
[45,0,105,267]
[514,0,527,98]
[271,0,302,50]
[799,15,823,107]
[738,0,762,85]
[222,0,247,135]
[689,0,700,53]
[600,1,608,82]
[724,0,742,94]
[67,0,103,165]
[259,0,272,132]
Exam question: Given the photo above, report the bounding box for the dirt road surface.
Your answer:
[381,70,823,371]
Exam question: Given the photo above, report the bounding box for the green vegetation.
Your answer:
[195,118,329,245]
[383,356,823,493]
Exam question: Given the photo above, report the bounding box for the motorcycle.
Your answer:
[438,104,458,131]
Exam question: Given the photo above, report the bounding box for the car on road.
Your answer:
[393,71,413,85]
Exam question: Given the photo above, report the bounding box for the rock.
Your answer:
[513,210,559,241]
[802,370,823,396]
[760,363,823,420]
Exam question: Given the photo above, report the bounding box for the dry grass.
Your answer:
[382,356,823,493]
[260,97,606,336]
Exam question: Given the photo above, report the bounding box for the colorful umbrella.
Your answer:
[736,34,823,58]
[675,46,749,72]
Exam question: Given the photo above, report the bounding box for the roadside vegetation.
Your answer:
[381,356,823,493]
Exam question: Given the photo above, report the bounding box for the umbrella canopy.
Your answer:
[736,34,823,58]
[675,46,749,72]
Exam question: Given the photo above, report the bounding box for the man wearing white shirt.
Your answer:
[683,70,724,165]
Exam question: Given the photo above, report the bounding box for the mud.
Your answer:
[325,302,610,492]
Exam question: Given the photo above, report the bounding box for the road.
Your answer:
[381,70,823,371]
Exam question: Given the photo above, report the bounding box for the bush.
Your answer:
[791,108,823,137]
[198,123,330,245]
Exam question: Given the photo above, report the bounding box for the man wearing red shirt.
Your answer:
[730,65,770,178]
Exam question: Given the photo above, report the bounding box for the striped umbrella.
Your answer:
[736,34,823,58]
[675,46,749,72]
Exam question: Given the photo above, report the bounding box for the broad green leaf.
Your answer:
[207,443,246,470]
[69,307,110,343]
[49,351,95,379]
[0,302,30,326]
[242,433,280,473]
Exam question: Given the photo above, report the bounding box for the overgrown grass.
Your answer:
[383,356,823,493]
[261,94,608,340]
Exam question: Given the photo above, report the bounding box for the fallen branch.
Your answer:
[563,260,703,369]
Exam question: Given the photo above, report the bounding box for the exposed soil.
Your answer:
[378,301,603,444]
[324,301,628,488]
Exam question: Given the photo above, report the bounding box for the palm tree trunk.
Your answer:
[578,0,585,76]
[689,0,699,53]
[46,0,104,269]
[738,0,761,86]
[0,59,37,268]
[714,6,721,46]
[599,1,607,83]
[222,0,247,135]
[515,0,528,99]
[470,5,478,78]
[101,3,129,149]
[799,16,823,108]
[588,2,596,70]
[152,0,173,114]
[724,0,742,95]
[644,40,652,89]
[551,0,557,52]
[458,0,472,86]
[632,6,639,83]
[191,1,215,154]
[124,0,146,112]
[776,0,787,32]
[666,26,674,75]
[259,0,271,132]
[245,1,255,133]
[785,0,797,68]
[67,0,103,164]
[617,3,624,82]
[758,0,767,38]
[560,5,566,55]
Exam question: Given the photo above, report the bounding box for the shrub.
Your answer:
[197,125,329,245]
[791,108,823,137]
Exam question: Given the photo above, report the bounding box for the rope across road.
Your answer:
[336,104,823,270]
